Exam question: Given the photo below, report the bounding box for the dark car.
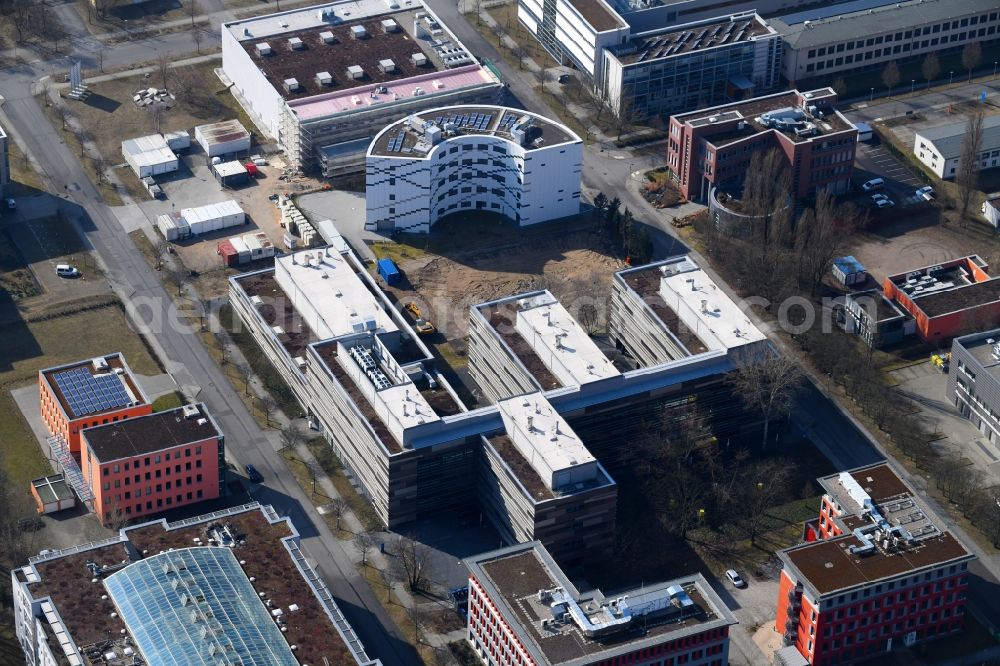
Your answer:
[246,464,263,483]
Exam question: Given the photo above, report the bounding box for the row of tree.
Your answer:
[592,192,654,265]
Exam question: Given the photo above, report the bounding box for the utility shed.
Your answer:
[162,130,192,151]
[832,256,866,286]
[214,161,250,188]
[121,134,178,179]
[181,200,245,235]
[195,119,252,158]
[31,475,76,514]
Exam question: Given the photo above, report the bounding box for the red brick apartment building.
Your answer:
[666,87,857,203]
[39,353,151,453]
[882,255,1000,343]
[465,541,736,666]
[777,463,975,665]
[80,403,225,524]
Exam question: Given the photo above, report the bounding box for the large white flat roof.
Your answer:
[658,256,765,350]
[377,383,439,431]
[514,293,619,386]
[275,249,397,340]
[226,0,425,40]
[498,393,597,492]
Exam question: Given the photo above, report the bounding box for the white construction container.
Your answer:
[244,232,275,259]
[230,236,252,263]
[156,212,191,241]
[181,200,245,236]
[122,134,178,179]
[194,120,252,158]
[162,130,191,151]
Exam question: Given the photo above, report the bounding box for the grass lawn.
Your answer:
[39,100,124,206]
[151,390,185,412]
[0,229,42,300]
[7,140,45,197]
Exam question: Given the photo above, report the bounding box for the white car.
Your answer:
[725,569,747,588]
[861,178,885,192]
[55,264,80,278]
[6,198,15,209]
[915,186,935,201]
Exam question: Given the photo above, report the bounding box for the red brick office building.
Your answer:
[666,87,857,203]
[80,403,226,525]
[465,541,736,666]
[777,463,975,665]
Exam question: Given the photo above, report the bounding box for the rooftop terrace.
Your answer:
[239,271,318,360]
[485,306,561,391]
[469,543,735,665]
[22,505,357,665]
[42,354,148,420]
[566,0,625,31]
[369,105,578,158]
[82,403,220,463]
[675,89,854,147]
[615,14,771,64]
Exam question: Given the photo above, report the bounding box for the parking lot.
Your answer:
[854,139,927,208]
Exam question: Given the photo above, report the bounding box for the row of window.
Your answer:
[805,27,997,72]
[104,489,204,520]
[104,474,205,494]
[806,13,997,58]
[103,458,203,481]
[825,565,968,607]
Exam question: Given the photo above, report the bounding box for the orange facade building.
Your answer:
[883,256,1000,343]
[79,403,225,525]
[39,353,151,453]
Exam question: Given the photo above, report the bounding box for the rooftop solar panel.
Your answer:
[52,366,132,417]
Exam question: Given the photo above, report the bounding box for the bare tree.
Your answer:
[97,47,105,73]
[395,535,431,592]
[279,423,303,451]
[193,26,203,54]
[234,361,253,395]
[405,603,423,644]
[922,52,941,87]
[155,241,169,270]
[158,54,170,90]
[354,531,376,566]
[511,45,527,70]
[76,129,89,158]
[578,303,599,334]
[962,41,982,82]
[103,495,130,531]
[150,104,165,133]
[55,104,69,130]
[956,111,985,225]
[614,95,639,141]
[738,462,792,546]
[730,347,804,450]
[187,0,197,27]
[795,190,842,295]
[473,0,482,25]
[378,564,395,602]
[490,23,506,47]
[881,61,900,97]
[167,267,186,296]
[329,497,349,531]
[258,394,277,425]
[92,156,108,184]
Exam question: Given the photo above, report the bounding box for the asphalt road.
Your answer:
[0,76,420,665]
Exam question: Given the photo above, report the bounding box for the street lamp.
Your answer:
[869,87,875,102]
[911,79,915,94]
[994,61,998,78]
[950,70,954,84]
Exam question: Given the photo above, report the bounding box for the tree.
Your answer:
[955,110,985,224]
[97,46,105,73]
[395,535,431,592]
[962,41,982,82]
[490,23,506,47]
[881,61,900,97]
[258,394,277,425]
[593,192,608,214]
[167,267,186,296]
[614,95,640,141]
[103,495,130,531]
[511,45,527,70]
[154,241,169,270]
[92,156,108,184]
[730,347,804,450]
[329,497,348,531]
[150,104,165,133]
[187,0,197,26]
[578,303,599,334]
[158,54,170,90]
[737,462,792,546]
[795,190,842,296]
[193,26,203,54]
[922,52,941,87]
[473,0,482,25]
[279,423,303,451]
[378,564,395,602]
[354,531,376,566]
[235,361,253,395]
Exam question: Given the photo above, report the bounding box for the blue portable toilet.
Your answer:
[377,258,401,286]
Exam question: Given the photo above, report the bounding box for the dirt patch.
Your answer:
[389,229,621,340]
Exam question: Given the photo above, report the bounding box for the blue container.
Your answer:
[377,258,401,285]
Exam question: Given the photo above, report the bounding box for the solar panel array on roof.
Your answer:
[53,366,132,417]
[386,129,407,152]
[499,113,518,131]
[435,112,494,130]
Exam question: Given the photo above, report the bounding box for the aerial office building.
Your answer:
[666,87,857,202]
[365,105,582,233]
[465,541,737,666]
[221,0,503,176]
[79,403,226,525]
[11,503,380,666]
[229,251,767,566]
[772,0,1000,85]
[913,114,1000,179]
[778,463,975,665]
[947,329,1000,445]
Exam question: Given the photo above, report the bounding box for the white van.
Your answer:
[55,265,80,278]
[861,178,885,192]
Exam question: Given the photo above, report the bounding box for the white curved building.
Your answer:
[365,105,582,233]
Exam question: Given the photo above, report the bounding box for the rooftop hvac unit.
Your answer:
[283,78,300,92]
[351,25,367,39]
[385,0,399,7]
[412,87,425,96]
[382,18,400,33]
[182,404,200,419]
[319,30,335,43]
[255,42,272,56]
[411,52,428,66]
[378,59,397,73]
[288,37,304,50]
[316,7,331,20]
[92,356,110,371]
[346,65,364,79]
[316,71,333,85]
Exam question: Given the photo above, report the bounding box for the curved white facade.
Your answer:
[365,105,582,234]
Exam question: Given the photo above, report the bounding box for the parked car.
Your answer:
[6,198,16,209]
[861,178,885,192]
[915,185,935,201]
[55,264,80,278]
[245,464,263,483]
[870,193,888,204]
[725,569,747,588]
[874,197,895,209]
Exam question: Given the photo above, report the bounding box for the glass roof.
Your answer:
[104,547,299,666]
